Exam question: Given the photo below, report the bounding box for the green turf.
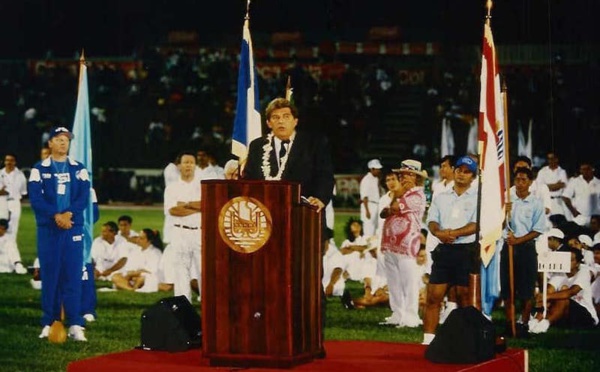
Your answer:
[0,206,598,371]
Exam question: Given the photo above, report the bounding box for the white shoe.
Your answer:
[422,333,435,345]
[527,318,540,333]
[396,314,423,328]
[39,325,50,338]
[439,305,455,324]
[83,314,96,322]
[380,313,402,326]
[68,325,87,342]
[30,279,42,290]
[530,319,550,334]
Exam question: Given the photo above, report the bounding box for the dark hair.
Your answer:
[0,219,8,229]
[324,228,334,241]
[514,155,532,168]
[514,166,534,180]
[549,214,567,227]
[265,97,298,119]
[344,217,363,242]
[176,150,197,164]
[440,155,457,167]
[592,243,600,252]
[104,221,118,234]
[142,228,164,250]
[569,247,584,263]
[118,215,132,224]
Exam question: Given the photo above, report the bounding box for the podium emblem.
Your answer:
[218,196,272,253]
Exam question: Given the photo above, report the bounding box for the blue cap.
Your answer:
[49,126,74,140]
[455,156,477,174]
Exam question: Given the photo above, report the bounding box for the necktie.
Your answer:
[279,140,290,163]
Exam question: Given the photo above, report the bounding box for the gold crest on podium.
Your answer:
[218,196,272,253]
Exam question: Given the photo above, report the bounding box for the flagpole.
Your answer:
[501,75,516,338]
[495,0,514,332]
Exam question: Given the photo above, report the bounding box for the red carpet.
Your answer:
[67,341,527,372]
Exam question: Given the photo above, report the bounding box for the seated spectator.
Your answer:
[322,230,346,298]
[91,221,132,280]
[591,244,600,317]
[30,257,42,289]
[416,245,430,318]
[157,243,175,292]
[0,219,27,274]
[117,215,139,243]
[339,217,377,293]
[529,247,599,333]
[578,234,595,266]
[590,215,600,244]
[112,229,163,292]
[350,277,389,310]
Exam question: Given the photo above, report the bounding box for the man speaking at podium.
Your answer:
[243,97,334,213]
[243,97,334,358]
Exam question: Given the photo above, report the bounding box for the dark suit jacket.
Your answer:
[243,130,334,206]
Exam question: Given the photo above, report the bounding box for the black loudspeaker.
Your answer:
[140,295,202,352]
[425,306,495,364]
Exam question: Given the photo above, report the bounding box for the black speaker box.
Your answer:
[425,306,495,364]
[140,295,202,352]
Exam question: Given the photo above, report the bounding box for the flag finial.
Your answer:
[486,0,493,20]
[285,76,293,101]
[80,49,85,63]
[245,0,251,20]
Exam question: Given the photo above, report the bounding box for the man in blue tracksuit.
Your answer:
[29,127,91,342]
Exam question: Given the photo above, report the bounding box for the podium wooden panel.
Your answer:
[201,180,323,368]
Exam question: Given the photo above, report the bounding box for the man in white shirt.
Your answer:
[360,159,383,238]
[164,150,202,303]
[0,153,28,236]
[562,161,600,228]
[536,152,569,217]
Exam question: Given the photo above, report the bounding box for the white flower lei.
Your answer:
[261,133,293,180]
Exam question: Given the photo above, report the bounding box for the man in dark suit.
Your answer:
[243,97,334,358]
[243,97,334,211]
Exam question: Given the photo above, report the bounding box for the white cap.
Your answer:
[367,159,383,169]
[547,228,564,240]
[578,234,593,247]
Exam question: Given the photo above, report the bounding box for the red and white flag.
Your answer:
[478,21,506,267]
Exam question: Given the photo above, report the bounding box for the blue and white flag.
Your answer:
[70,52,95,266]
[231,17,262,163]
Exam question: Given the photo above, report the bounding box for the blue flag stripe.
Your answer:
[232,19,261,161]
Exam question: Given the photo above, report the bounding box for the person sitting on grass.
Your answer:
[0,218,27,274]
[339,217,377,293]
[590,243,600,318]
[322,229,346,299]
[91,221,131,280]
[529,247,599,334]
[111,229,163,292]
[350,278,389,310]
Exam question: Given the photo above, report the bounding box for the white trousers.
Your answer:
[4,200,22,236]
[383,252,420,325]
[170,228,201,303]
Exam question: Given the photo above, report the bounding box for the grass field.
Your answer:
[0,205,599,371]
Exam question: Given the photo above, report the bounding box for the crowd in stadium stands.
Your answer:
[0,45,599,203]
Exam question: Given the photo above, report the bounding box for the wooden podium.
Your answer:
[200,180,323,368]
